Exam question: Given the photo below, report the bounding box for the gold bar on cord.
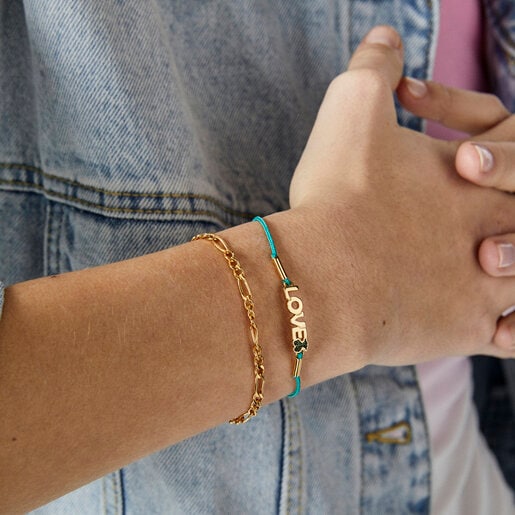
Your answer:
[293,357,302,377]
[272,256,288,282]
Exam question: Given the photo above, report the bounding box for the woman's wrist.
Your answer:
[230,207,369,392]
[0,205,367,512]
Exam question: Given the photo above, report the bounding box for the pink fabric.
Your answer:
[425,0,486,140]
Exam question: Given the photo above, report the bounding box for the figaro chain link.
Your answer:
[192,233,264,424]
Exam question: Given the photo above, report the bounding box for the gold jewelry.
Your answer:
[192,233,264,424]
[253,216,309,398]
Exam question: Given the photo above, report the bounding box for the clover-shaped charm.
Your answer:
[293,339,308,353]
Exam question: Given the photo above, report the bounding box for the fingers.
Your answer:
[315,25,404,140]
[382,43,515,359]
[477,238,515,356]
[493,314,515,355]
[472,111,515,141]
[455,141,515,191]
[478,237,515,278]
[347,25,404,91]
[397,78,511,135]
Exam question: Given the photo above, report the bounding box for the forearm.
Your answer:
[0,207,362,513]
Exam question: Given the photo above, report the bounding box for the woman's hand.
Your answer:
[398,75,515,353]
[289,25,515,368]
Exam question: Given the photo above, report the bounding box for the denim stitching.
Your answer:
[44,202,62,276]
[278,399,287,514]
[0,163,255,219]
[112,472,119,515]
[45,202,54,277]
[0,179,242,226]
[108,471,126,515]
[349,374,364,515]
[283,399,303,515]
[46,203,56,275]
[102,475,108,515]
[294,403,303,515]
[55,203,63,275]
[119,469,126,515]
[413,365,432,514]
[286,399,294,515]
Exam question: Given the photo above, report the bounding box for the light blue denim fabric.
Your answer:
[0,0,509,513]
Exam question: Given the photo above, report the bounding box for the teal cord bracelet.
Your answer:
[254,216,309,398]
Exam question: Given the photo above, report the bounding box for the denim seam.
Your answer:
[55,203,63,275]
[278,399,286,515]
[295,404,303,515]
[112,470,126,515]
[101,471,124,515]
[0,163,255,220]
[425,0,434,78]
[111,472,120,515]
[285,399,303,515]
[0,178,247,226]
[102,474,108,515]
[0,162,253,209]
[286,399,294,515]
[348,374,364,515]
[413,365,432,514]
[119,469,126,515]
[46,202,63,276]
[45,202,58,276]
[45,202,53,277]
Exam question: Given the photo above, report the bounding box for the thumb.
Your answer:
[347,25,404,91]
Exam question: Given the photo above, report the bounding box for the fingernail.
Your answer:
[365,26,401,49]
[501,305,515,317]
[472,144,494,173]
[498,243,515,268]
[405,77,427,98]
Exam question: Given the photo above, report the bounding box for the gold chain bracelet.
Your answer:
[192,233,264,424]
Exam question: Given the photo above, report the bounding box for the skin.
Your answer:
[396,74,515,351]
[0,25,514,512]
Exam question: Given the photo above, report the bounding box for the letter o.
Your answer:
[287,297,303,315]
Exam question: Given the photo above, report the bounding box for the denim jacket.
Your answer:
[0,1,513,513]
